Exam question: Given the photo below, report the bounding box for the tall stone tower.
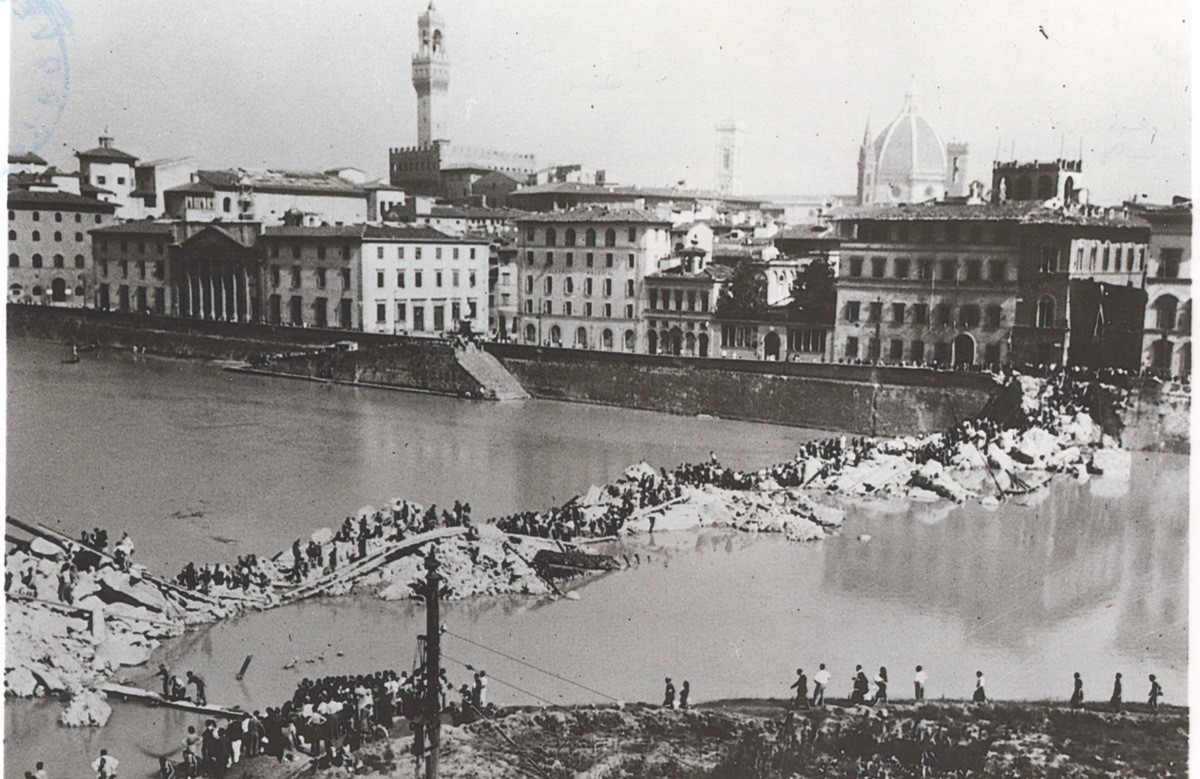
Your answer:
[412,1,449,147]
[714,120,743,196]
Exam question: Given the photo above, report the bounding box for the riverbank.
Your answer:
[228,698,1189,778]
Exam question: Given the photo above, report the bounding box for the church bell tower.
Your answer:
[412,1,449,147]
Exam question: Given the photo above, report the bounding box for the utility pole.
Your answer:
[423,548,442,779]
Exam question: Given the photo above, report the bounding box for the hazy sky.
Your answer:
[8,0,1192,204]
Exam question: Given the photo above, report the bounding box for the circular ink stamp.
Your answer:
[10,0,72,159]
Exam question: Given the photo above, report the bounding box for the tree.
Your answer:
[789,258,836,324]
[717,260,767,318]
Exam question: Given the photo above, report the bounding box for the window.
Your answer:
[54,212,63,223]
[396,302,407,325]
[271,266,281,286]
[75,214,82,223]
[316,268,326,289]
[469,248,476,260]
[848,256,864,277]
[935,304,951,326]
[964,260,981,282]
[452,270,460,287]
[565,252,574,267]
[8,254,18,268]
[917,259,933,280]
[31,231,40,241]
[397,246,406,260]
[1039,246,1058,273]
[525,228,535,242]
[397,270,405,288]
[72,254,85,269]
[452,247,459,260]
[894,258,910,278]
[891,303,905,324]
[100,260,107,276]
[649,289,658,309]
[889,339,904,361]
[543,301,553,315]
[546,252,554,266]
[628,227,637,242]
[960,305,980,328]
[845,301,860,322]
[222,197,232,213]
[292,244,301,259]
[377,303,387,323]
[32,254,42,268]
[868,301,882,322]
[291,266,301,287]
[415,270,423,287]
[605,229,616,247]
[845,337,859,358]
[435,247,443,260]
[606,253,614,268]
[626,279,634,297]
[603,279,612,297]
[1160,249,1183,279]
[566,277,575,294]
[586,253,594,267]
[988,260,1006,282]
[53,231,62,242]
[986,305,1002,328]
[136,259,145,278]
[546,228,557,246]
[525,275,533,294]
[435,271,443,287]
[31,212,40,221]
[526,251,534,264]
[939,259,957,282]
[415,247,423,260]
[564,229,576,246]
[152,260,162,278]
[910,340,925,362]
[6,230,13,240]
[565,301,573,315]
[912,304,929,325]
[1102,245,1110,271]
[984,343,1001,365]
[627,254,635,269]
[603,303,612,318]
[75,232,83,242]
[625,304,633,318]
[1036,296,1055,328]
[871,257,886,278]
[687,291,696,311]
[544,277,553,295]
[342,268,351,287]
[584,302,593,316]
[585,278,593,296]
[117,177,125,186]
[585,228,596,247]
[119,260,128,278]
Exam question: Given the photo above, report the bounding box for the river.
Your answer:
[4,337,1188,778]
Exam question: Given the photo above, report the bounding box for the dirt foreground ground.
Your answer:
[235,697,1188,778]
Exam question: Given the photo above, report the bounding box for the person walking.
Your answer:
[186,671,206,706]
[872,667,888,705]
[1069,672,1084,709]
[473,670,488,708]
[181,726,202,778]
[972,671,987,704]
[1148,674,1162,712]
[154,663,171,697]
[662,677,676,709]
[913,665,927,702]
[1110,673,1122,712]
[850,665,869,705]
[811,664,830,707]
[92,750,118,779]
[790,669,809,709]
[679,681,691,710]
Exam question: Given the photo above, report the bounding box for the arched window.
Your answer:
[524,323,536,342]
[1178,300,1191,333]
[50,278,67,302]
[74,254,85,268]
[53,231,62,242]
[31,253,43,268]
[685,331,697,356]
[605,229,616,247]
[575,327,588,348]
[52,254,64,268]
[222,197,232,213]
[626,279,634,297]
[544,277,552,294]
[1153,295,1179,331]
[75,232,83,242]
[31,230,40,241]
[602,328,613,349]
[7,230,14,240]
[549,325,561,346]
[565,277,574,294]
[624,329,635,352]
[1036,295,1056,328]
[545,228,557,247]
[32,285,43,297]
[8,254,19,268]
[1036,175,1054,199]
[564,229,576,246]
[54,212,62,223]
[74,285,84,296]
[585,228,596,247]
[648,329,658,355]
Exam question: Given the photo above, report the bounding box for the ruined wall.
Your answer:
[486,343,998,436]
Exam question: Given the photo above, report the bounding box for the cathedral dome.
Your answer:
[873,83,947,191]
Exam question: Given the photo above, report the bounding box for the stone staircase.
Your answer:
[454,343,530,401]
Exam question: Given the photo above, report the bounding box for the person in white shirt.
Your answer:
[973,671,987,703]
[811,664,831,707]
[914,665,927,701]
[92,750,118,779]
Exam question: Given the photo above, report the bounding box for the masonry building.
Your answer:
[1127,198,1191,378]
[8,188,116,306]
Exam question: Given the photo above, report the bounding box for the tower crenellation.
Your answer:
[412,1,450,147]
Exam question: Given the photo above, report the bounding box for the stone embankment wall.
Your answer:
[1107,381,1191,454]
[486,343,998,436]
[8,304,484,397]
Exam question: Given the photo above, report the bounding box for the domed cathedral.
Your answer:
[856,80,969,206]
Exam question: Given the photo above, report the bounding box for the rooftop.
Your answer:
[166,169,367,198]
[830,201,1149,228]
[262,225,365,239]
[90,221,176,236]
[76,144,138,163]
[6,188,118,212]
[428,205,530,220]
[8,152,47,166]
[515,206,670,225]
[365,224,489,242]
[649,263,736,282]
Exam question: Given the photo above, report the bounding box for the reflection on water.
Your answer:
[4,338,1188,778]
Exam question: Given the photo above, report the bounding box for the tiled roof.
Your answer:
[511,182,721,200]
[429,205,529,220]
[76,145,138,163]
[830,201,1149,227]
[514,206,669,225]
[8,152,47,165]
[90,221,176,235]
[365,224,488,242]
[776,223,837,240]
[6,188,117,212]
[649,263,735,282]
[190,169,365,197]
[262,225,365,239]
[79,182,115,196]
[164,180,215,195]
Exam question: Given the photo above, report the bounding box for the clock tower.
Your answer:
[412,1,449,147]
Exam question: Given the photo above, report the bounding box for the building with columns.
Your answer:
[514,208,672,351]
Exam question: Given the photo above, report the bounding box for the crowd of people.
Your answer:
[174,555,271,596]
